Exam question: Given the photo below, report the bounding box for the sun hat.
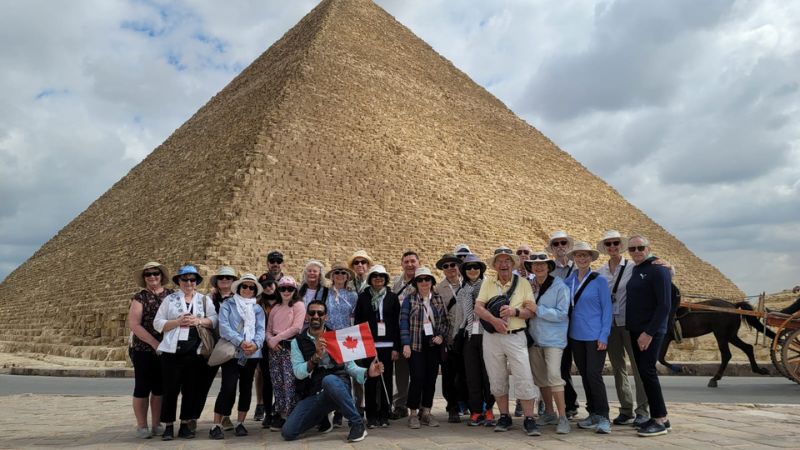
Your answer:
[210,266,239,288]
[277,275,298,289]
[523,252,556,272]
[172,264,203,285]
[459,254,486,277]
[366,264,390,284]
[266,250,284,263]
[411,266,437,286]
[567,242,600,262]
[325,263,355,281]
[347,250,374,269]
[596,230,629,255]
[435,253,461,270]
[231,273,264,297]
[546,230,574,253]
[489,246,519,267]
[135,261,169,288]
[453,244,472,257]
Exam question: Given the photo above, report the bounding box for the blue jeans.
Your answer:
[281,374,363,441]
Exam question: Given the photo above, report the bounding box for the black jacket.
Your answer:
[625,256,673,336]
[354,288,401,352]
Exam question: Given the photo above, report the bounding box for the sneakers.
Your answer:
[367,418,379,429]
[234,423,248,437]
[483,410,496,427]
[596,416,611,434]
[151,424,164,436]
[577,414,599,430]
[494,414,512,432]
[347,422,368,442]
[221,416,234,431]
[565,407,578,419]
[420,409,439,427]
[536,412,559,426]
[513,400,524,417]
[254,404,265,422]
[556,416,571,434]
[269,416,285,432]
[209,425,224,440]
[391,407,409,420]
[637,419,668,437]
[523,417,541,436]
[380,418,390,428]
[468,413,484,427]
[408,415,420,429]
[318,412,334,433]
[187,419,197,432]
[633,414,651,427]
[161,424,174,441]
[177,422,195,439]
[612,413,635,425]
[136,427,151,439]
[333,411,343,428]
[448,411,460,423]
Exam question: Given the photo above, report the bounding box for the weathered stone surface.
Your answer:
[0,0,746,361]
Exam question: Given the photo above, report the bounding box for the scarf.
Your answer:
[369,286,387,311]
[234,294,257,342]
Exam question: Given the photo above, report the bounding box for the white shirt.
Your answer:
[153,291,218,354]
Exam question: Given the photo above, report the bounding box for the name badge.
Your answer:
[472,321,480,335]
[377,321,386,337]
[178,324,190,341]
[423,322,434,336]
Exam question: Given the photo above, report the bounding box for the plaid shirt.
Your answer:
[400,292,450,352]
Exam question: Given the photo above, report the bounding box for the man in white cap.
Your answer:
[474,247,541,436]
[546,231,575,280]
[390,250,421,419]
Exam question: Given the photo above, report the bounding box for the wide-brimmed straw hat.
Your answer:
[546,230,574,253]
[325,263,355,281]
[523,252,556,272]
[567,242,600,262]
[210,266,238,288]
[366,264,390,284]
[489,247,519,267]
[411,266,437,286]
[596,230,629,255]
[172,265,203,285]
[347,250,374,269]
[135,261,169,288]
[231,273,264,297]
[435,253,461,270]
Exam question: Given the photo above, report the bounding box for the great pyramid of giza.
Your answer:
[0,0,743,361]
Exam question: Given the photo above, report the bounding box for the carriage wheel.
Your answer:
[780,328,800,385]
[771,329,791,379]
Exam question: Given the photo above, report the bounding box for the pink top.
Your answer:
[267,301,306,342]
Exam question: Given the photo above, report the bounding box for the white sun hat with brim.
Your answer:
[366,264,390,284]
[488,246,520,267]
[567,241,600,262]
[231,273,264,297]
[210,266,239,288]
[596,230,629,256]
[546,230,574,253]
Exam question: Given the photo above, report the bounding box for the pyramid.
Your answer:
[0,0,742,361]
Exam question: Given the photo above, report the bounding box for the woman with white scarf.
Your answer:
[209,273,266,440]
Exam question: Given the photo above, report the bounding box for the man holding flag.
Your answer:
[282,300,384,443]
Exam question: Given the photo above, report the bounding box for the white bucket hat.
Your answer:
[567,241,600,262]
[489,246,520,267]
[231,273,264,297]
[546,230,574,253]
[411,266,437,286]
[366,264,390,284]
[596,230,629,255]
[453,243,472,257]
[211,266,239,288]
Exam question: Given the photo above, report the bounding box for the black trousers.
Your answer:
[630,331,668,418]
[462,334,494,413]
[214,358,260,417]
[364,347,394,421]
[259,353,274,415]
[570,338,609,417]
[160,352,204,423]
[407,344,441,410]
[560,340,580,411]
[130,349,163,398]
[193,361,219,419]
[441,343,467,413]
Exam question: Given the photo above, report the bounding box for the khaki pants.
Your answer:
[482,331,537,400]
[607,324,649,417]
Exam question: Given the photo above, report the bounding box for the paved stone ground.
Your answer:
[0,395,795,449]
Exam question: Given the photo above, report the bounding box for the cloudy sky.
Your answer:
[1,0,798,296]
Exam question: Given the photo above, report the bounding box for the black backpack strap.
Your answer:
[535,275,554,304]
[506,274,520,300]
[611,260,627,303]
[573,272,600,306]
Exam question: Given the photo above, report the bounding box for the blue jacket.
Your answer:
[219,299,266,359]
[625,257,672,336]
[528,276,570,349]
[565,270,612,344]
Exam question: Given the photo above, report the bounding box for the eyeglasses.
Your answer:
[307,310,326,317]
[416,277,434,283]
[332,270,349,276]
[516,250,531,255]
[441,262,458,269]
[268,259,283,264]
[628,246,647,252]
[179,277,197,283]
[528,254,549,261]
[494,248,513,255]
[604,240,621,247]
[240,284,257,291]
[278,286,296,293]
[551,240,569,247]
[143,271,161,277]
[464,264,481,271]
[216,275,234,281]
[352,260,368,266]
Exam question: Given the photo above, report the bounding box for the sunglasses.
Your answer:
[216,275,234,281]
[352,260,368,266]
[527,254,549,261]
[332,270,349,276]
[307,310,326,317]
[516,250,531,255]
[464,264,482,271]
[240,284,257,291]
[551,240,569,247]
[278,286,296,293]
[628,246,647,252]
[143,271,161,277]
[441,262,458,269]
[416,277,434,283]
[604,240,621,247]
[179,277,197,283]
[268,259,283,264]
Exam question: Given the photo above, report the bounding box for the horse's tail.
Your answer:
[736,301,776,339]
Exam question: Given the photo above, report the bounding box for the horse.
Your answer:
[658,299,775,387]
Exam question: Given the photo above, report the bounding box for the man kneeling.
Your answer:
[282,300,384,442]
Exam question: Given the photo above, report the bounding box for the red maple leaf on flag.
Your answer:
[343,335,359,351]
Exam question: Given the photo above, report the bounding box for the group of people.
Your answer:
[127,230,675,442]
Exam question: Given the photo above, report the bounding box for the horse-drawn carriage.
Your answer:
[660,295,800,387]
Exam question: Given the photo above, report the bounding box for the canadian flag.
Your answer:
[323,322,376,364]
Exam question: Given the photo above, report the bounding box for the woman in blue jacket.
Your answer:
[209,273,266,439]
[564,242,612,434]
